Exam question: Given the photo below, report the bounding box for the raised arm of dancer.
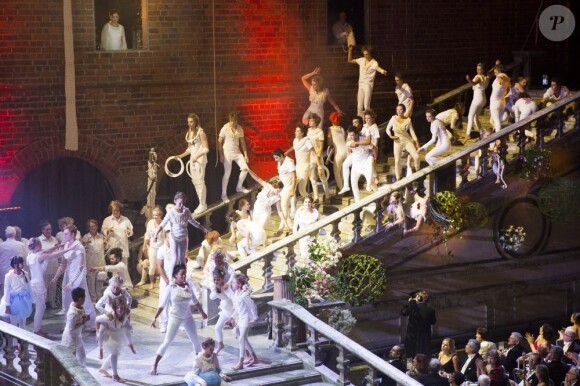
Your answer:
[301,68,320,91]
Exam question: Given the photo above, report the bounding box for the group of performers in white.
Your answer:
[0,43,571,384]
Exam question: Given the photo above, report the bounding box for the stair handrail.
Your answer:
[0,320,101,385]
[427,59,524,108]
[269,299,424,386]
[232,93,579,290]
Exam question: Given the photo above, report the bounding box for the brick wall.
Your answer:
[0,0,571,206]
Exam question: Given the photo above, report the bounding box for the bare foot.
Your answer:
[232,360,244,371]
[150,366,158,375]
[99,369,112,378]
[112,375,124,383]
[246,353,258,367]
[149,283,155,290]
[215,341,224,355]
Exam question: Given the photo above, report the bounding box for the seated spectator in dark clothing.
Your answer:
[450,371,467,386]
[501,332,529,379]
[408,354,431,379]
[461,339,484,382]
[518,353,541,386]
[565,366,580,386]
[479,374,491,386]
[547,346,568,386]
[533,364,554,386]
[419,359,450,386]
[483,350,508,386]
[557,327,580,366]
[379,345,406,386]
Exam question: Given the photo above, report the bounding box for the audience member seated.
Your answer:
[419,358,450,386]
[532,364,553,386]
[565,367,579,386]
[542,78,570,107]
[379,345,406,386]
[479,375,492,386]
[547,346,568,386]
[462,339,484,382]
[439,337,460,375]
[501,332,528,380]
[483,350,508,386]
[408,354,430,379]
[477,327,498,360]
[450,371,467,386]
[526,324,557,353]
[557,327,580,366]
[517,353,541,386]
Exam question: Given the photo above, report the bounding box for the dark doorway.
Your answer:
[9,157,115,238]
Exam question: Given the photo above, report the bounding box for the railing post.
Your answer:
[366,366,379,386]
[2,333,17,374]
[308,325,322,366]
[516,127,526,159]
[336,344,351,385]
[353,208,363,243]
[17,339,33,380]
[286,312,300,351]
[556,108,565,138]
[34,345,48,385]
[537,116,546,150]
[261,253,273,291]
[270,306,285,348]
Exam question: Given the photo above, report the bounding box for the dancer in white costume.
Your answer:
[382,192,406,232]
[141,206,164,288]
[344,126,375,202]
[512,94,539,141]
[61,288,90,366]
[95,275,132,314]
[301,68,343,128]
[218,111,250,203]
[96,296,135,383]
[465,63,490,142]
[326,112,347,191]
[489,66,510,133]
[82,219,105,302]
[542,78,570,106]
[394,73,414,116]
[419,109,451,165]
[227,211,266,261]
[209,268,234,356]
[507,76,529,113]
[38,221,60,309]
[154,191,209,267]
[100,9,127,51]
[272,148,296,236]
[229,273,259,370]
[51,225,96,328]
[248,169,283,231]
[403,193,429,236]
[195,230,222,270]
[201,249,235,289]
[89,247,132,289]
[348,45,387,116]
[386,104,420,181]
[154,233,172,333]
[436,103,464,146]
[293,197,321,259]
[102,200,133,268]
[26,238,73,336]
[307,113,329,201]
[150,264,207,375]
[177,113,209,214]
[0,256,32,344]
[288,124,313,201]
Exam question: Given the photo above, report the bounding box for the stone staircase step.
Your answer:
[228,368,322,386]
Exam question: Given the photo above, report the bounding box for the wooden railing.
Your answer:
[0,321,100,386]
[232,92,580,292]
[269,299,423,386]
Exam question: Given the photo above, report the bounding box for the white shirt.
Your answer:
[26,251,48,285]
[543,86,570,102]
[0,238,28,283]
[219,123,244,156]
[3,271,31,306]
[82,232,105,269]
[395,83,413,106]
[277,157,296,186]
[460,353,476,374]
[160,207,196,241]
[95,286,132,314]
[356,57,380,86]
[63,241,87,289]
[104,262,132,288]
[102,215,133,257]
[144,219,165,249]
[38,234,60,275]
[157,245,175,279]
[159,283,200,320]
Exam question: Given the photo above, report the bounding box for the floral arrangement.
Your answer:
[520,145,551,181]
[539,178,580,224]
[326,307,357,335]
[499,225,526,252]
[336,254,387,306]
[288,238,342,306]
[432,191,468,231]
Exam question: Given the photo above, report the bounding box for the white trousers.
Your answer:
[215,311,233,343]
[393,137,420,180]
[341,153,355,190]
[466,91,486,136]
[351,156,374,202]
[148,246,160,276]
[169,236,188,267]
[157,315,201,356]
[357,82,374,117]
[425,142,450,165]
[236,323,255,360]
[222,153,249,197]
[489,98,507,132]
[190,158,207,208]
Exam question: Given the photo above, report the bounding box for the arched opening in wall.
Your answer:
[9,157,116,238]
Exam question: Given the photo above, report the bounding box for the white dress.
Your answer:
[26,252,47,303]
[293,206,321,258]
[100,23,127,50]
[329,125,347,190]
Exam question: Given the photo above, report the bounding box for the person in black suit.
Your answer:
[564,366,580,386]
[419,359,450,386]
[557,327,580,366]
[402,290,436,358]
[547,346,569,386]
[461,339,484,382]
[501,332,528,380]
[379,345,407,386]
[517,353,541,386]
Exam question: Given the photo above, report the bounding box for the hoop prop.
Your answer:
[164,156,185,177]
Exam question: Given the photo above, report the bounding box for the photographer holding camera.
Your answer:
[401,290,437,358]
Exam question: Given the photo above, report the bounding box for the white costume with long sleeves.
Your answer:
[293,137,313,198]
[186,128,209,209]
[277,156,296,229]
[466,75,489,137]
[96,312,132,376]
[144,219,164,276]
[420,119,451,165]
[157,283,202,356]
[159,207,199,266]
[293,206,321,259]
[355,57,380,116]
[395,83,413,111]
[38,234,59,307]
[61,304,88,365]
[100,22,127,50]
[386,115,420,180]
[220,123,249,196]
[489,77,509,132]
[235,219,266,260]
[101,215,133,265]
[346,132,374,202]
[252,183,281,229]
[82,232,105,302]
[27,251,48,332]
[209,284,234,343]
[513,98,538,122]
[60,241,96,327]
[232,287,258,359]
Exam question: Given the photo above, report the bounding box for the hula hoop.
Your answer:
[164,156,184,177]
[186,160,194,178]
